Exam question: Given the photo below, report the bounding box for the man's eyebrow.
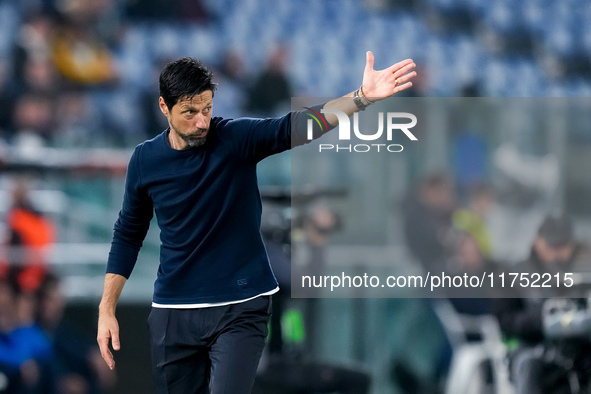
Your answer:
[180,100,213,109]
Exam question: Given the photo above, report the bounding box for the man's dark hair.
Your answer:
[537,214,575,248]
[159,57,217,110]
[420,171,452,190]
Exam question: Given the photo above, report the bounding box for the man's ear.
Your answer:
[159,97,169,117]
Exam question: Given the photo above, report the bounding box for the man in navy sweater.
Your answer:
[97,54,416,394]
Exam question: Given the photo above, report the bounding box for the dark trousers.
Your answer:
[148,296,272,394]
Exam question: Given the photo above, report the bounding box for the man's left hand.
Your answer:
[361,52,417,100]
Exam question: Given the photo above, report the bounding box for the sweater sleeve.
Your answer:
[223,104,333,162]
[106,145,153,279]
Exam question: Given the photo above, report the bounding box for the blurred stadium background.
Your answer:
[1,0,591,393]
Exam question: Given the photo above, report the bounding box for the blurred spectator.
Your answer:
[51,18,118,86]
[211,51,248,118]
[20,57,60,95]
[13,281,53,363]
[402,172,457,272]
[218,50,247,85]
[12,12,56,90]
[37,274,116,394]
[125,0,209,23]
[176,0,210,23]
[2,179,55,292]
[0,274,53,393]
[445,231,495,314]
[133,57,175,141]
[4,59,60,146]
[52,0,121,41]
[245,45,293,116]
[52,90,98,147]
[446,232,492,277]
[7,11,60,146]
[11,93,55,147]
[301,204,341,277]
[0,58,16,142]
[300,204,341,352]
[0,277,24,393]
[493,214,585,394]
[12,275,53,393]
[452,183,495,258]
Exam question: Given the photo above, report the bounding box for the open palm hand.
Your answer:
[361,51,417,100]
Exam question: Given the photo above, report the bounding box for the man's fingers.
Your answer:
[393,62,416,79]
[365,51,375,72]
[111,330,120,351]
[98,337,116,370]
[395,70,417,87]
[97,323,120,370]
[97,313,120,369]
[394,81,413,94]
[386,58,414,74]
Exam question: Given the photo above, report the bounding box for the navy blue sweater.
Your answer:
[107,109,327,304]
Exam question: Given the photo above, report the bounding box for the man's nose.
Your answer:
[195,114,207,129]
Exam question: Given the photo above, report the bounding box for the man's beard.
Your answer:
[171,121,208,148]
[179,132,207,148]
